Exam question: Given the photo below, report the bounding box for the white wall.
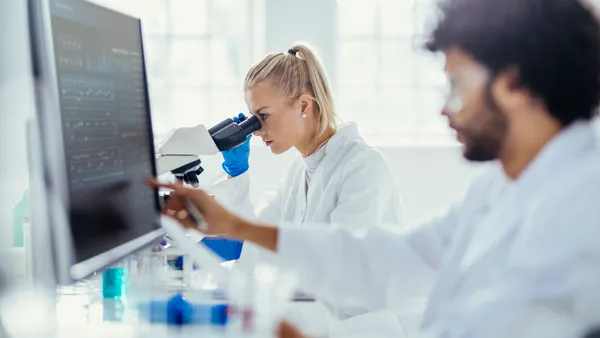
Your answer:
[380,147,483,226]
[264,0,336,87]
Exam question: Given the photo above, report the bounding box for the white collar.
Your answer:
[303,143,327,178]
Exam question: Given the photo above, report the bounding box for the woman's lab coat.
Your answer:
[211,122,402,251]
[210,123,404,326]
[275,121,600,338]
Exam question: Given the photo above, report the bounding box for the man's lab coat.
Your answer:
[277,121,600,338]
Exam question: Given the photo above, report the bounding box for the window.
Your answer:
[336,0,455,146]
[89,0,258,141]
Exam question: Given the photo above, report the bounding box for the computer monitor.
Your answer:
[28,0,164,284]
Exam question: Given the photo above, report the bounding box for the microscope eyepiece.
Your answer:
[239,115,262,135]
[209,114,262,151]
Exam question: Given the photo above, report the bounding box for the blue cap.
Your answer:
[167,293,193,325]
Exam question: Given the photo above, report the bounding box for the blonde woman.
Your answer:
[203,43,403,271]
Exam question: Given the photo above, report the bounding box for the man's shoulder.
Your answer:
[517,154,600,253]
[532,150,600,205]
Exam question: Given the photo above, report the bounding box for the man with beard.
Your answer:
[150,0,600,336]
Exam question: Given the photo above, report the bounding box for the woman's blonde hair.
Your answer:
[243,42,337,135]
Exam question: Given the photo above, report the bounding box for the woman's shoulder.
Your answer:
[326,129,392,182]
[332,123,389,165]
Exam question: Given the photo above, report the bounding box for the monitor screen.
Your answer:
[41,0,160,268]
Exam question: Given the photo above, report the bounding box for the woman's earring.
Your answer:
[301,113,307,119]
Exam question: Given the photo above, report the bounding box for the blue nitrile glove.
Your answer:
[221,113,251,177]
[200,238,243,261]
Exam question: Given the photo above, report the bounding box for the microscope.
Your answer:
[155,114,261,187]
[154,115,261,275]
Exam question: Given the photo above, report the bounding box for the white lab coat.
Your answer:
[209,123,404,329]
[277,121,600,338]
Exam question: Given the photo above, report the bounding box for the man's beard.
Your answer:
[461,84,508,162]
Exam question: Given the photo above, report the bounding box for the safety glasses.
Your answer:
[441,67,491,116]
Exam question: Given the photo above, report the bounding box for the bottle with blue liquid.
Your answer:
[102,262,129,322]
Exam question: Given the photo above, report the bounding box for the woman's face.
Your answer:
[245,83,312,154]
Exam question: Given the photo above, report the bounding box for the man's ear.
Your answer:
[493,67,532,110]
